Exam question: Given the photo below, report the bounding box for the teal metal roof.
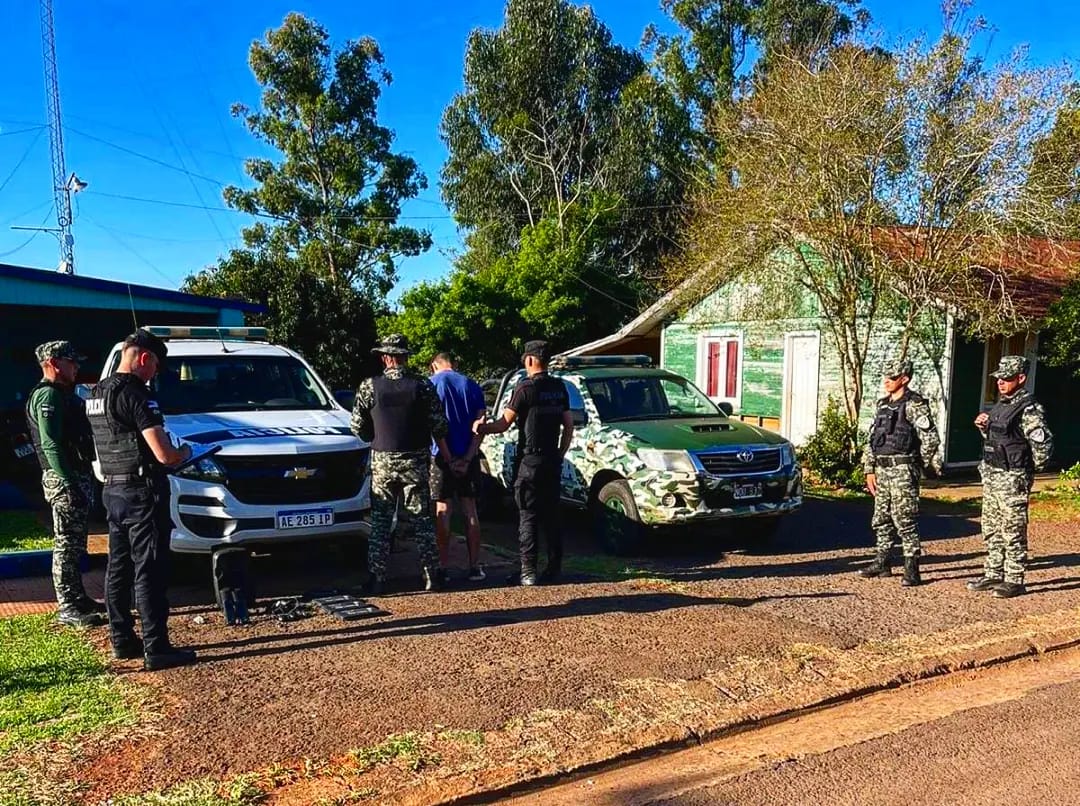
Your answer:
[0,263,265,314]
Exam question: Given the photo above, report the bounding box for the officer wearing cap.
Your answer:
[473,340,574,586]
[859,356,941,586]
[351,334,451,594]
[26,340,105,627]
[968,355,1053,598]
[87,329,196,670]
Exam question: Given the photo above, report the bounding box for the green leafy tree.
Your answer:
[184,13,429,386]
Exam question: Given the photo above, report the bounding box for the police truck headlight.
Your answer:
[177,456,227,483]
[780,443,795,467]
[638,449,696,473]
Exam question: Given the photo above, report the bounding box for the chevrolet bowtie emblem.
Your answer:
[283,467,317,480]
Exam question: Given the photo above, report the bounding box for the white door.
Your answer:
[782,333,820,446]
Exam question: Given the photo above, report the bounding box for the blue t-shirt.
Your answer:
[430,370,486,457]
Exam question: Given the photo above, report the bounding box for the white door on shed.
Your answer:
[782,332,820,446]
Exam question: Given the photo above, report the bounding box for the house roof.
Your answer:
[0,262,266,313]
[560,288,679,356]
[869,229,1080,319]
[565,231,1080,356]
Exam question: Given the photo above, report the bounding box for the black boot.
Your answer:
[76,597,107,615]
[858,552,892,579]
[143,646,197,671]
[966,576,1001,592]
[56,605,107,628]
[901,556,922,587]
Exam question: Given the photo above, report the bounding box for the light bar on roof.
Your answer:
[550,355,653,368]
[144,325,269,341]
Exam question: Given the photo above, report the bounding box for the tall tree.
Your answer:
[185,13,430,386]
[440,0,691,286]
[669,10,1075,427]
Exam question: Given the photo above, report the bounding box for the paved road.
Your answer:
[510,648,1080,806]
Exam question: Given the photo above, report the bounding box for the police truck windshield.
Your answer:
[151,356,332,414]
[585,375,723,422]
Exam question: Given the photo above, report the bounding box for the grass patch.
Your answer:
[1030,491,1080,522]
[106,777,265,806]
[0,512,52,553]
[804,485,870,502]
[0,614,137,757]
[562,554,654,581]
[348,732,440,774]
[437,728,485,747]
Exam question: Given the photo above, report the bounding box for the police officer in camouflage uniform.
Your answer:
[351,335,451,594]
[967,355,1053,599]
[26,341,106,627]
[859,358,941,587]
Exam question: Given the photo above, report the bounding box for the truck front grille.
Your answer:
[220,448,368,505]
[694,448,781,475]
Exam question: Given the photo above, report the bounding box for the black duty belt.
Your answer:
[875,455,916,468]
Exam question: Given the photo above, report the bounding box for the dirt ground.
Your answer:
[56,486,1080,802]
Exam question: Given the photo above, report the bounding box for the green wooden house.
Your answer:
[567,243,1080,469]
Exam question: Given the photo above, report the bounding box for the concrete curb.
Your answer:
[395,610,1080,805]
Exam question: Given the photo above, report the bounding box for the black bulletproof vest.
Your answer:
[87,374,147,475]
[370,374,430,452]
[518,374,566,459]
[869,391,920,457]
[984,390,1034,471]
[25,381,95,471]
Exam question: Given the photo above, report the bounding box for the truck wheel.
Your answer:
[592,479,643,555]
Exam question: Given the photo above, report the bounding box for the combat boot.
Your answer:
[76,597,107,615]
[992,581,1026,599]
[901,556,922,587]
[966,577,1001,592]
[422,566,442,592]
[858,553,892,579]
[56,606,107,628]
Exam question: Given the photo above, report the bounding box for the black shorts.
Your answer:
[430,455,482,501]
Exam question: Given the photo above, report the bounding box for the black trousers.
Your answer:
[103,476,172,654]
[514,458,562,572]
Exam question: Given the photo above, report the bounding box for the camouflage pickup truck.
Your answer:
[482,355,803,553]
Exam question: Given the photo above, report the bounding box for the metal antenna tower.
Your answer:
[39,0,78,274]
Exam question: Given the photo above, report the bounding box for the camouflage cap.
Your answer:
[372,333,412,356]
[882,357,913,378]
[34,340,87,364]
[990,354,1029,379]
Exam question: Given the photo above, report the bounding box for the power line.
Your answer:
[83,215,182,287]
[0,125,46,138]
[0,205,54,259]
[0,127,45,194]
[67,127,225,187]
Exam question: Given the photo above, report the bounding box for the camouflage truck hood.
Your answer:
[609,417,787,451]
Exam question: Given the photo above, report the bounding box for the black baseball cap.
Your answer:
[522,340,552,361]
[124,329,168,365]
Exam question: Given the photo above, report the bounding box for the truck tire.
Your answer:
[592,479,643,555]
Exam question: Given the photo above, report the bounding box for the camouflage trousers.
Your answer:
[870,464,922,558]
[41,470,92,608]
[368,451,438,581]
[979,464,1032,584]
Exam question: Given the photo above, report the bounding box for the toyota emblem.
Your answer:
[736,450,754,464]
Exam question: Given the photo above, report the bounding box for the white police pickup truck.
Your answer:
[95,326,370,554]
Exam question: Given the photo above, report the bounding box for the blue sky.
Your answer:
[0,0,1076,303]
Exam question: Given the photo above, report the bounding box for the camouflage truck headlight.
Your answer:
[638,449,696,473]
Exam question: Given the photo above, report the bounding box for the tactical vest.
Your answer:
[369,374,430,452]
[25,381,95,471]
[518,374,566,459]
[87,374,147,475]
[869,391,920,457]
[983,390,1035,471]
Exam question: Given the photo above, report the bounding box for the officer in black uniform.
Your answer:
[87,329,196,670]
[474,340,573,586]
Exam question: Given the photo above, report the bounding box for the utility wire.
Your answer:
[67,127,225,187]
[0,205,54,259]
[0,127,45,194]
[83,215,182,287]
[0,125,46,138]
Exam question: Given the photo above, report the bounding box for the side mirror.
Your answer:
[717,401,734,416]
[333,389,355,410]
[570,409,587,426]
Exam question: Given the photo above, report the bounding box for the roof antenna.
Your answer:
[126,283,139,331]
[216,326,231,354]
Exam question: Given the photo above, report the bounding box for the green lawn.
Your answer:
[0,512,53,552]
[0,614,137,756]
